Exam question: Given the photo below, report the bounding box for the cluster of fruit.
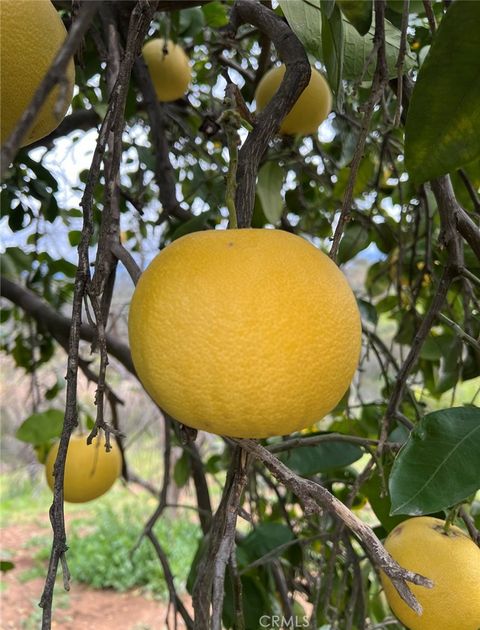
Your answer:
[1,1,332,146]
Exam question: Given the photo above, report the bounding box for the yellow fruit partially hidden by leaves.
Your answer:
[0,0,75,146]
[254,65,332,135]
[45,435,122,503]
[142,38,191,102]
[381,517,480,630]
[128,229,361,438]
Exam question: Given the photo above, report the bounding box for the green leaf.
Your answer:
[337,222,370,263]
[389,407,480,515]
[256,161,285,224]
[0,560,15,573]
[279,0,415,80]
[68,230,82,247]
[405,1,480,183]
[170,212,211,241]
[0,247,33,279]
[173,451,190,488]
[322,4,345,99]
[201,2,229,27]
[321,0,336,18]
[336,0,372,36]
[178,7,205,38]
[280,437,363,477]
[357,298,378,324]
[240,522,294,560]
[16,409,64,445]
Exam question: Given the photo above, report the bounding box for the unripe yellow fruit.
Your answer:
[45,435,122,503]
[128,229,361,438]
[254,65,332,135]
[142,38,191,102]
[0,0,75,147]
[381,517,480,630]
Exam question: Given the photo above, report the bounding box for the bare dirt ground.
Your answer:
[0,519,192,630]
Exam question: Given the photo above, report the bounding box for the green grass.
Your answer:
[1,464,201,599]
[65,503,200,597]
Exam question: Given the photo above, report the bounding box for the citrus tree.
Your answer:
[1,0,480,629]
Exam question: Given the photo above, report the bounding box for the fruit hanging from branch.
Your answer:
[254,64,332,136]
[45,435,122,503]
[142,38,191,102]
[381,517,480,630]
[0,0,75,146]
[128,229,361,438]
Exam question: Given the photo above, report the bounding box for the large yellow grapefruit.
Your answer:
[128,229,361,438]
[254,65,332,135]
[45,435,122,503]
[381,517,480,630]
[142,38,191,102]
[0,0,75,147]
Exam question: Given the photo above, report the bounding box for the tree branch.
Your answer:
[236,439,432,614]
[330,0,388,261]
[0,276,135,375]
[192,447,251,630]
[227,0,311,227]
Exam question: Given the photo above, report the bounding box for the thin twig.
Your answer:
[437,312,480,352]
[422,0,437,34]
[111,242,142,285]
[330,0,389,261]
[394,0,410,127]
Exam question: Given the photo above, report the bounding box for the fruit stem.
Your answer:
[444,506,460,533]
[219,89,242,229]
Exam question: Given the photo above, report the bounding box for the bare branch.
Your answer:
[111,242,142,285]
[236,439,433,614]
[192,447,251,629]
[330,0,389,261]
[0,276,135,375]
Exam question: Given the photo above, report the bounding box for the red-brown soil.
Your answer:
[1,519,192,629]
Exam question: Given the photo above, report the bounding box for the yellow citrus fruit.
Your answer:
[381,517,480,630]
[254,65,332,135]
[128,229,361,438]
[45,435,122,503]
[0,0,75,147]
[142,38,191,102]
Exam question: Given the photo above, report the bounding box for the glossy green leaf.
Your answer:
[405,1,480,183]
[389,407,480,515]
[16,409,64,445]
[256,161,284,224]
[336,0,372,36]
[279,0,415,80]
[357,298,378,325]
[280,438,363,477]
[322,4,344,98]
[337,222,370,263]
[321,0,336,18]
[201,2,229,27]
